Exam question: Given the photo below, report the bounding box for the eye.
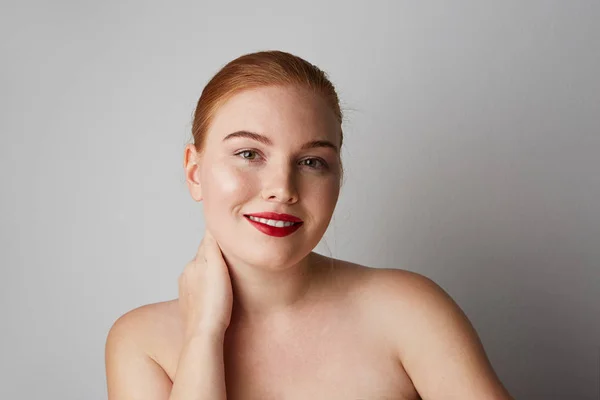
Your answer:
[300,158,328,170]
[234,149,261,161]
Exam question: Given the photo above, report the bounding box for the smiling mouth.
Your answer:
[244,215,302,227]
[243,214,304,238]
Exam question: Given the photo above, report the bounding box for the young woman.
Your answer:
[105,50,514,400]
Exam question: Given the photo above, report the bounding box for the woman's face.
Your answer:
[189,85,342,270]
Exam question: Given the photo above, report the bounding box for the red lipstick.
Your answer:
[244,212,303,237]
[245,212,303,222]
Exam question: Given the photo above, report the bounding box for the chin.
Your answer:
[221,241,310,271]
[246,247,307,270]
[209,220,321,268]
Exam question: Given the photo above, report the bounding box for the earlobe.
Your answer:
[184,144,203,202]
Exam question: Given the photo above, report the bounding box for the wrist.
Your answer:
[184,325,226,344]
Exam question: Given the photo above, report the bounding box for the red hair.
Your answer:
[191,50,344,159]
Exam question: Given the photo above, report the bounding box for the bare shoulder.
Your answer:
[327,260,475,333]
[105,299,183,384]
[107,299,181,349]
[337,262,513,399]
[348,265,472,345]
[321,255,431,302]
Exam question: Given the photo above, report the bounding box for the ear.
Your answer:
[183,143,203,202]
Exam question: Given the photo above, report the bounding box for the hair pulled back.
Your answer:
[191,50,344,156]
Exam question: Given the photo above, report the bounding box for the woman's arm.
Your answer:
[105,310,228,400]
[170,229,233,399]
[168,332,227,400]
[105,310,173,400]
[105,230,233,399]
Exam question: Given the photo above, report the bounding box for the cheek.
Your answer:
[203,163,255,203]
[303,178,340,213]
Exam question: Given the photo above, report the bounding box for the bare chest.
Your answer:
[220,316,419,400]
[154,264,423,399]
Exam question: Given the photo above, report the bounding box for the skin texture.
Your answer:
[187,85,343,319]
[105,85,514,400]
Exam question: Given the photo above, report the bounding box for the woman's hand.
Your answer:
[178,229,233,340]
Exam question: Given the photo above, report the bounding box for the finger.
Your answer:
[194,236,206,263]
[203,231,223,266]
[205,229,223,250]
[193,229,215,265]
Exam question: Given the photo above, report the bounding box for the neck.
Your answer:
[220,251,326,324]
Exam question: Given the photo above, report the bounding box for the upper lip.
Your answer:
[244,212,303,223]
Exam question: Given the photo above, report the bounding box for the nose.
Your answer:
[260,163,299,204]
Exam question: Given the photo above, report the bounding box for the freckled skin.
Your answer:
[195,85,342,272]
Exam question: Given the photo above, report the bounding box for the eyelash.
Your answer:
[233,149,329,170]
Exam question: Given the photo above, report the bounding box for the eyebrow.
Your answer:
[222,130,339,152]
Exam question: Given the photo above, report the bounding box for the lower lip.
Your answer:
[244,216,303,237]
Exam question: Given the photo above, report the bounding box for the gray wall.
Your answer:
[1,1,598,399]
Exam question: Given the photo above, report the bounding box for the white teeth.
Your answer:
[247,215,298,227]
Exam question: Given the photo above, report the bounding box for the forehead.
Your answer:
[207,85,341,146]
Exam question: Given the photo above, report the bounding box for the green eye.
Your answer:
[236,150,259,160]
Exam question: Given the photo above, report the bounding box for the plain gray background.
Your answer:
[1,0,598,399]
